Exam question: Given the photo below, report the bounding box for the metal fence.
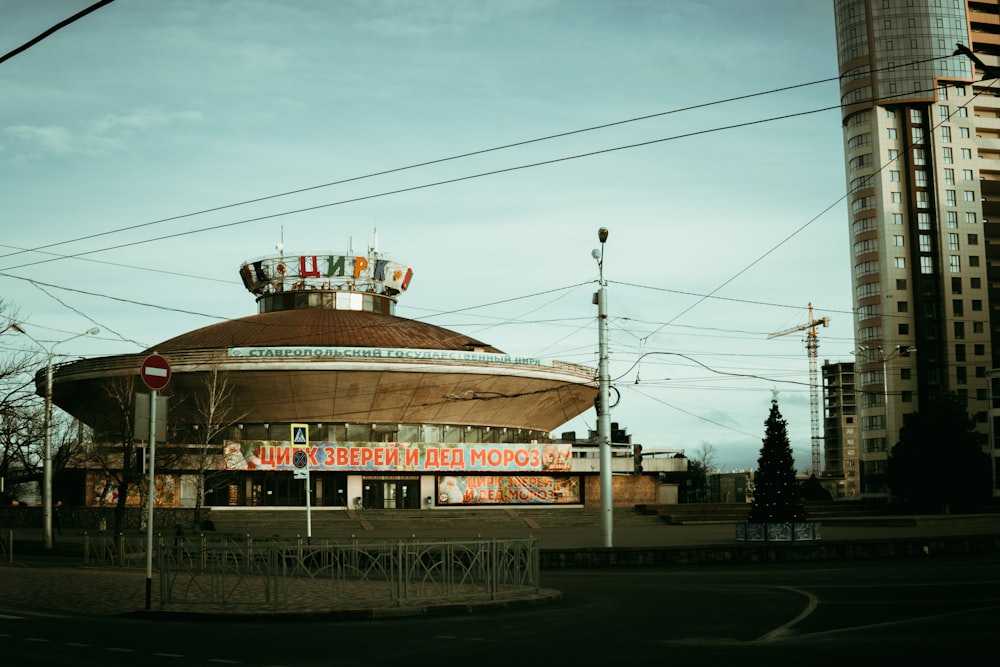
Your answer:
[1,529,10,564]
[84,534,540,612]
[83,533,150,568]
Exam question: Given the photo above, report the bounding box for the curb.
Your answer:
[117,588,563,622]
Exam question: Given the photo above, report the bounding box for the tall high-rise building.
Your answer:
[833,1,1000,496]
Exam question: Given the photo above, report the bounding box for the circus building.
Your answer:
[38,246,684,513]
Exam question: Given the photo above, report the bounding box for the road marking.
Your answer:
[755,586,818,642]
[788,602,1000,640]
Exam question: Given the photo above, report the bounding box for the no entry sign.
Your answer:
[140,353,171,390]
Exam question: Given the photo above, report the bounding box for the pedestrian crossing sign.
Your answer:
[291,423,309,448]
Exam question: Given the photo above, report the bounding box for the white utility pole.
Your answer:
[594,228,613,547]
[13,324,99,550]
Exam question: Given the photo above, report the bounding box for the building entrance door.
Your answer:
[361,478,420,509]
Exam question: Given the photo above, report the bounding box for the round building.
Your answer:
[44,249,602,510]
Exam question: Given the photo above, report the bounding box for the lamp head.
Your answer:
[598,227,609,244]
[591,248,601,260]
[85,327,100,336]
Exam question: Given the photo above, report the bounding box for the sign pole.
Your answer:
[306,466,312,542]
[139,352,170,611]
[145,389,156,610]
[291,424,311,543]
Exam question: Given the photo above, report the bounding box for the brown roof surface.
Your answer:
[147,309,504,353]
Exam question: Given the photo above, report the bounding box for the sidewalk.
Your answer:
[2,513,999,618]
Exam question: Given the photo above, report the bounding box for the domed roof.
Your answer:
[147,308,504,353]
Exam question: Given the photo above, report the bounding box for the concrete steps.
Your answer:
[637,503,751,525]
[203,506,664,537]
[636,500,898,525]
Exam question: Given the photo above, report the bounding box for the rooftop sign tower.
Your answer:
[239,249,414,316]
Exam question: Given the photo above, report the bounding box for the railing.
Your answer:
[85,534,540,612]
[160,535,284,609]
[83,533,149,568]
[1,529,10,563]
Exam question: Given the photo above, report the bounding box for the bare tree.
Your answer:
[88,375,142,534]
[189,365,246,528]
[0,398,44,503]
[694,442,719,475]
[0,302,47,503]
[685,442,720,503]
[0,371,91,507]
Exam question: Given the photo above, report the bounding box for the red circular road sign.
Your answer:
[140,353,171,390]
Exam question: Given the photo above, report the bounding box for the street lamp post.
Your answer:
[593,228,612,547]
[13,324,99,549]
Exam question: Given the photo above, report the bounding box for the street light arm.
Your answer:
[12,324,100,355]
[882,344,916,362]
[8,323,99,550]
[9,323,37,346]
[50,327,101,353]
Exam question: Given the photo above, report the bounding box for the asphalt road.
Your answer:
[1,553,997,665]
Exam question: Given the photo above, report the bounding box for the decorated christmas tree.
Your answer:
[748,396,805,524]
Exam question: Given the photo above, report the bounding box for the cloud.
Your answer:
[3,108,203,159]
[91,108,203,135]
[4,124,73,154]
[355,0,554,37]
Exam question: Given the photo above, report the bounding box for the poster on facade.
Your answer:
[224,440,572,473]
[436,475,581,505]
[90,473,180,507]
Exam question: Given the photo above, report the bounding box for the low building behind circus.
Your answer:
[41,247,682,513]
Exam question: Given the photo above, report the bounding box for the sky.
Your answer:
[0,0,856,473]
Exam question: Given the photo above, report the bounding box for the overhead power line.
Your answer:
[2,104,842,275]
[0,0,115,66]
[0,52,949,269]
[0,53,960,355]
[0,70,845,264]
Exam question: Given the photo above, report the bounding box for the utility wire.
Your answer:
[615,351,815,388]
[0,105,842,274]
[0,55,963,358]
[0,243,235,285]
[0,0,114,66]
[28,281,144,348]
[611,281,856,316]
[0,53,950,268]
[641,67,989,340]
[0,70,846,264]
[7,275,228,322]
[628,384,758,439]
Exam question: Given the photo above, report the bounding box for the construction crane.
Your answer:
[767,303,830,476]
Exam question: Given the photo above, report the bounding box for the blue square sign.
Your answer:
[291,423,309,448]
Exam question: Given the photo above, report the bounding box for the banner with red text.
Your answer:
[436,475,581,505]
[223,441,572,473]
